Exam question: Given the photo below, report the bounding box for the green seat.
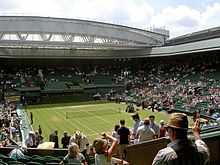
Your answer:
[31,155,44,163]
[7,161,24,165]
[0,154,8,159]
[26,162,43,165]
[45,163,60,165]
[18,155,32,163]
[0,162,7,165]
[42,156,61,163]
[2,158,14,163]
[57,156,64,160]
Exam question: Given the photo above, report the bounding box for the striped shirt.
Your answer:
[152,139,209,165]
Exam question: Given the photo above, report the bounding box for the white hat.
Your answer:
[29,131,35,134]
[75,131,82,137]
[160,120,165,124]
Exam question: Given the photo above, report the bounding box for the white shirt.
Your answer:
[25,136,33,147]
[69,135,89,152]
[136,125,155,142]
[95,154,111,165]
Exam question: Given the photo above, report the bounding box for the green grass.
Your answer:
[26,102,168,146]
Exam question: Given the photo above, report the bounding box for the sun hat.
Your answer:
[165,113,188,130]
[29,131,35,134]
[160,120,165,124]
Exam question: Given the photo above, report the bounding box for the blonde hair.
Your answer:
[68,143,80,158]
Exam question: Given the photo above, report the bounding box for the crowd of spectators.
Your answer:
[1,56,220,111]
[4,111,208,165]
[0,101,21,147]
[20,112,162,164]
[117,58,220,120]
[25,130,43,148]
[0,55,219,164]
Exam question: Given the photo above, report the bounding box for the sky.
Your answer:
[0,0,220,38]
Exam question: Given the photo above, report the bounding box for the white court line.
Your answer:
[36,103,123,137]
[66,109,116,113]
[39,104,111,110]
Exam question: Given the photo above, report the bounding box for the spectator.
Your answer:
[126,103,135,113]
[93,133,127,165]
[112,124,120,142]
[38,125,42,135]
[152,113,209,165]
[62,143,86,165]
[35,130,43,147]
[149,115,160,138]
[86,145,96,165]
[9,125,16,139]
[25,131,35,148]
[30,112,33,125]
[88,145,95,157]
[70,131,89,156]
[131,113,143,138]
[117,120,130,159]
[136,118,155,142]
[54,130,59,148]
[159,120,166,138]
[9,146,26,160]
[61,131,70,148]
[49,131,54,142]
[49,130,59,148]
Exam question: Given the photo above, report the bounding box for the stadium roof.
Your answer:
[166,26,220,46]
[0,16,220,59]
[0,16,168,49]
[0,36,220,59]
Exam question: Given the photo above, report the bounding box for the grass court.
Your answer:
[26,101,168,145]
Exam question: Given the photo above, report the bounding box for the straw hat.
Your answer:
[166,113,188,130]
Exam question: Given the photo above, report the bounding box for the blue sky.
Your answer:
[0,0,220,38]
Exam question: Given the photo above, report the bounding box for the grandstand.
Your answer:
[0,16,220,164]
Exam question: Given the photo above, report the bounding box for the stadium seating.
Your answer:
[2,55,220,165]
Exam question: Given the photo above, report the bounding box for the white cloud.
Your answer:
[66,0,154,28]
[0,0,220,38]
[201,2,220,29]
[150,3,220,38]
[151,6,201,37]
[2,0,154,27]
